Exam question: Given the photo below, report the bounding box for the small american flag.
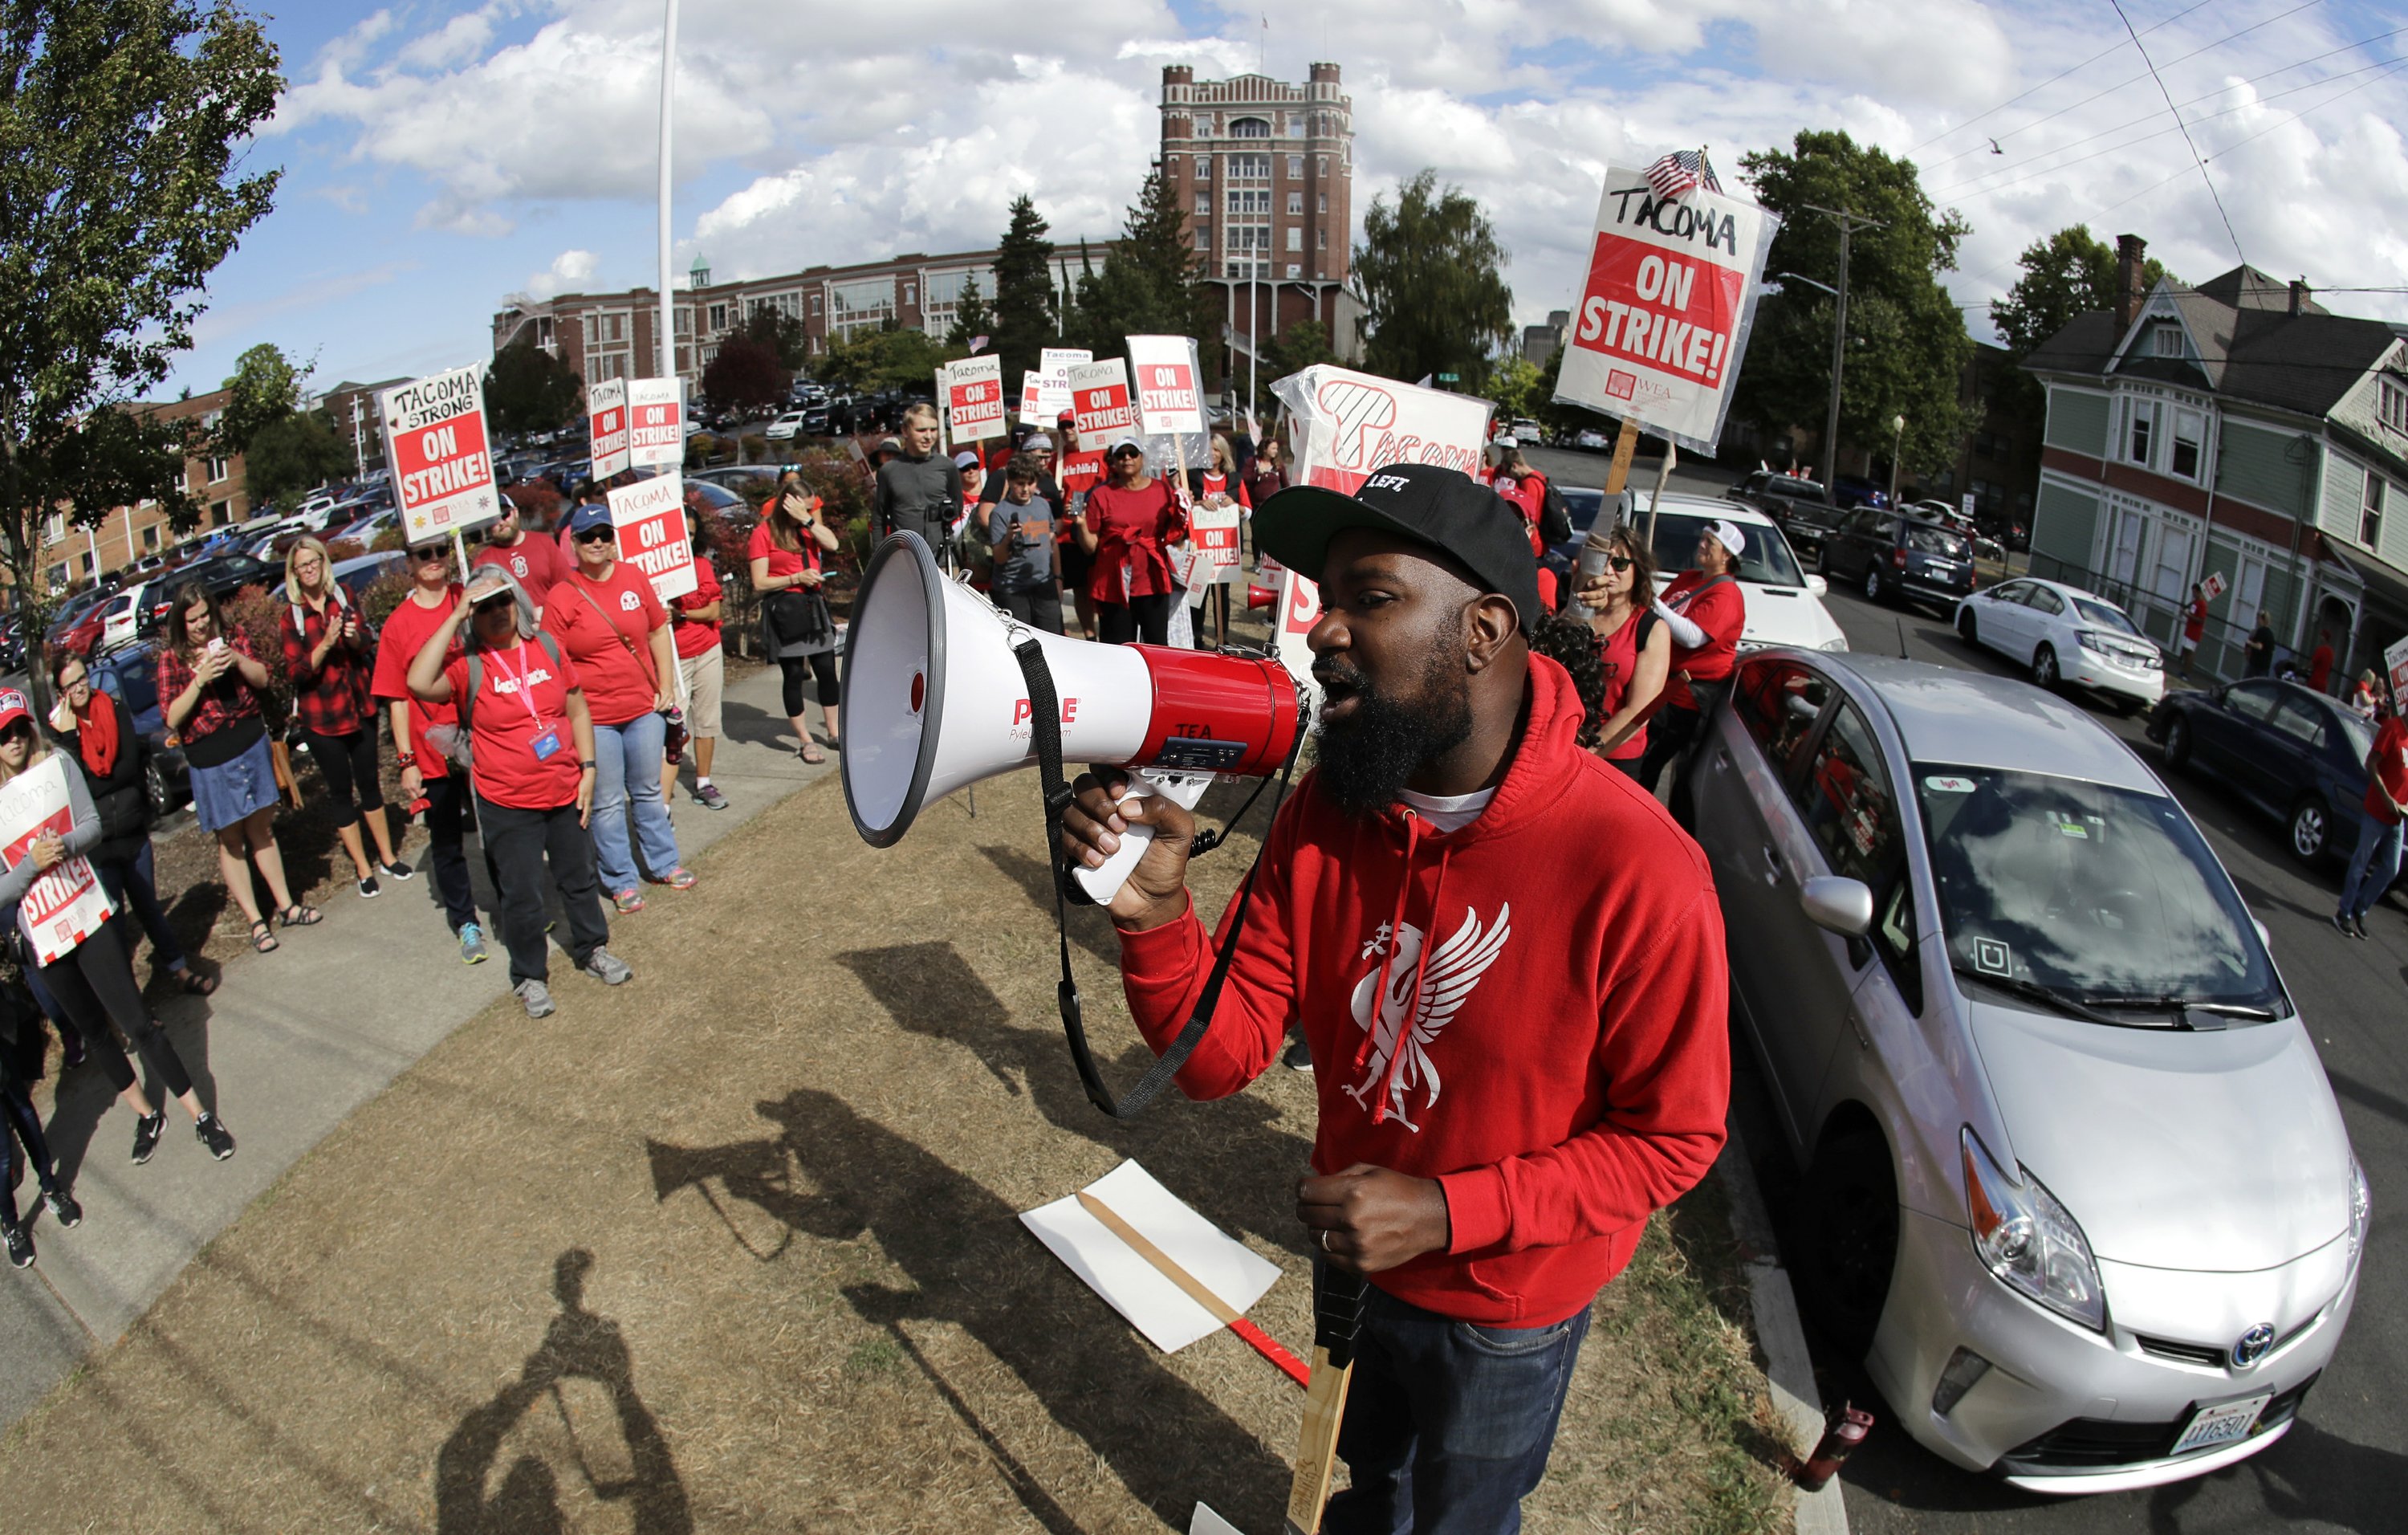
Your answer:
[1643,149,1722,201]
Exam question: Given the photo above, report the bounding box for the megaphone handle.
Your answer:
[1071,768,1214,904]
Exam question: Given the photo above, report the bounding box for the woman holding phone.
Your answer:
[750,472,843,762]
[279,536,411,897]
[157,580,317,952]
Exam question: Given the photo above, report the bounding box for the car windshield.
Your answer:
[1561,488,1604,538]
[2071,597,2142,636]
[1917,765,2282,1013]
[1647,510,1808,587]
[1905,523,1968,558]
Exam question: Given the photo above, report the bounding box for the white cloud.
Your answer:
[523,249,600,300]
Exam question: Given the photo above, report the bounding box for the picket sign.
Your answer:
[1068,358,1137,442]
[627,378,684,470]
[944,355,1007,442]
[378,366,502,544]
[0,756,111,966]
[1037,347,1091,418]
[1020,1160,1284,1357]
[1186,504,1243,601]
[1553,163,1780,456]
[1016,369,1045,425]
[608,473,698,603]
[588,378,631,479]
[2385,633,2408,707]
[2202,571,2229,603]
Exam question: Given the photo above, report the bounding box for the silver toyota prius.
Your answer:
[1684,652,2367,1493]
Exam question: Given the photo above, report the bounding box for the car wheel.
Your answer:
[1862,565,1882,603]
[1957,609,1979,648]
[2032,644,2059,690]
[1800,1126,1898,1361]
[2288,796,2332,865]
[2162,715,2191,769]
[144,755,173,819]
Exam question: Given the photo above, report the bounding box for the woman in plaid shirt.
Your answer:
[279,537,412,898]
[157,581,319,953]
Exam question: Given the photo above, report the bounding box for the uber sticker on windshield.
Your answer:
[1925,775,1975,793]
[1973,938,2011,975]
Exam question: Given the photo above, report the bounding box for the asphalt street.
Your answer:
[1525,440,2402,1532]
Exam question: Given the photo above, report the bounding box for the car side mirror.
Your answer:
[1806,574,1828,596]
[1800,875,1875,937]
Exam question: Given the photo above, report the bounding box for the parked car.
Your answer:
[48,596,109,658]
[96,579,165,651]
[2147,677,2395,867]
[332,550,404,602]
[1727,470,1832,523]
[336,507,401,548]
[1540,489,1849,654]
[86,638,190,816]
[1831,474,1890,511]
[138,554,278,637]
[764,410,809,442]
[1686,650,2361,1492]
[1954,577,2162,714]
[42,588,112,653]
[1819,505,1979,611]
[1509,417,1546,446]
[1571,426,1611,451]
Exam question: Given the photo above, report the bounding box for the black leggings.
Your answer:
[37,921,193,1099]
[1097,593,1173,645]
[778,651,840,715]
[302,726,385,823]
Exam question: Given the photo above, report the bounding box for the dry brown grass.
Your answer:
[0,761,1789,1533]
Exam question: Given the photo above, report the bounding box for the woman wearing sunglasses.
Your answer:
[1570,527,1672,780]
[0,690,232,1167]
[1076,436,1186,645]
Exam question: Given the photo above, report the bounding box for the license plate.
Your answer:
[2169,1393,2273,1456]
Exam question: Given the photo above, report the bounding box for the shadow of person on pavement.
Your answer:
[645,1087,1291,1533]
[2145,1416,2408,1533]
[433,1248,692,1535]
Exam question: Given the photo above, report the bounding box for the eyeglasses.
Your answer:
[573,527,615,545]
[58,674,90,693]
[409,548,448,563]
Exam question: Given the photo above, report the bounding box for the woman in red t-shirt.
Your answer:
[1573,527,1673,779]
[1078,438,1186,645]
[1636,520,1749,792]
[750,474,844,761]
[543,503,690,911]
[408,565,628,1017]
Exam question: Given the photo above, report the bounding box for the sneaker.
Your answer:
[612,889,645,914]
[693,782,730,810]
[2,1221,31,1269]
[131,1111,165,1164]
[2349,914,2370,940]
[580,948,634,986]
[358,874,381,898]
[458,922,490,965]
[663,868,698,891]
[42,1189,80,1228]
[382,860,416,882]
[60,1032,84,1071]
[1283,1036,1314,1073]
[2332,911,2356,939]
[195,1114,235,1162]
[515,979,556,1019]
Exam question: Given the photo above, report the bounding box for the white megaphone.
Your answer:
[841,533,1310,900]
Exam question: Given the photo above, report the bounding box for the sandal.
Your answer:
[173,967,220,997]
[278,904,323,929]
[249,921,279,954]
[799,743,826,764]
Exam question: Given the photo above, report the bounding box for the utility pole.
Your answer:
[657,0,679,384]
[1889,413,1905,507]
[1803,205,1884,499]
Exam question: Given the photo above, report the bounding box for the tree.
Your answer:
[1531,344,1590,443]
[945,275,994,354]
[0,1,280,630]
[486,337,583,435]
[243,409,351,509]
[1350,170,1515,390]
[1481,356,1546,422]
[1731,130,1975,476]
[816,323,953,395]
[218,342,307,454]
[1068,169,1211,357]
[701,334,789,418]
[1260,319,1337,384]
[990,195,1059,386]
[1991,225,2172,415]
[742,306,811,372]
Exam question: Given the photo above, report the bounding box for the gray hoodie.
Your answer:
[0,757,102,948]
[873,452,962,548]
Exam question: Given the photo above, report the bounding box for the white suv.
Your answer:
[764,410,808,442]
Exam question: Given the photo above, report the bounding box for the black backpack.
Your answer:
[1538,477,1574,544]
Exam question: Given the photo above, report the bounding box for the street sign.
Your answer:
[1435,373,1461,383]
[378,366,501,543]
[588,378,629,479]
[1959,492,1975,519]
[608,472,696,603]
[626,377,683,470]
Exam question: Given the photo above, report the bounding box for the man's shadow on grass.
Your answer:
[433,1248,691,1535]
[647,1086,1293,1533]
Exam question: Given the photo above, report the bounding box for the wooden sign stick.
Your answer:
[1600,416,1642,499]
[1076,1191,1309,1386]
[1283,1264,1368,1535]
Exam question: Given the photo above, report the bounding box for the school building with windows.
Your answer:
[2022,235,2408,686]
[34,389,253,594]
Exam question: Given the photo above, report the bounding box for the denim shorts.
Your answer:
[189,731,279,834]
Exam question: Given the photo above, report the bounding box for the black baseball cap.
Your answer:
[1256,463,1542,632]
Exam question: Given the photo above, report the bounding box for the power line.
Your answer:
[1906,0,2219,155]
[2112,0,2249,264]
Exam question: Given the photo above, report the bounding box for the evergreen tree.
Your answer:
[944,275,994,352]
[486,336,583,434]
[1070,169,1214,359]
[990,195,1057,386]
[1350,170,1514,390]
[1259,320,1336,382]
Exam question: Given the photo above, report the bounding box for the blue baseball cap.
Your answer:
[566,502,614,537]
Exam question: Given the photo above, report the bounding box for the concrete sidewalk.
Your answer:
[0,658,833,1431]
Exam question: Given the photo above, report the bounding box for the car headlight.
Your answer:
[1819,635,1850,652]
[2348,1156,2371,1270]
[1962,1128,2106,1330]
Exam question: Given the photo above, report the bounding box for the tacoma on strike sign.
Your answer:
[588,378,630,479]
[1553,164,1780,455]
[626,378,684,470]
[378,365,501,543]
[944,356,1006,442]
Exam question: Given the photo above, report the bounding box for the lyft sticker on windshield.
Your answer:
[2058,821,2089,839]
[1972,938,2011,975]
[1925,775,1975,793]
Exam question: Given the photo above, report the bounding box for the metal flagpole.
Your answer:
[657,0,679,383]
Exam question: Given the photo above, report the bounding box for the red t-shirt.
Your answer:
[672,556,724,660]
[2365,716,2408,825]
[1058,450,1105,509]
[472,532,570,612]
[542,563,668,727]
[747,516,820,580]
[445,641,584,810]
[370,586,465,780]
[2183,598,2207,643]
[1659,570,1746,713]
[1084,479,1187,604]
[2310,645,2336,693]
[1595,608,1649,762]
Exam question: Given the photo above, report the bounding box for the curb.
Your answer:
[1718,1112,1849,1535]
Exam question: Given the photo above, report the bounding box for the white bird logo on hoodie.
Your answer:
[1344,904,1511,1131]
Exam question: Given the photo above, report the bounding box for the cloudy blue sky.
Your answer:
[170,0,2408,398]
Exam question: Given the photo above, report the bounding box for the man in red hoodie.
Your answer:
[1060,462,1730,1532]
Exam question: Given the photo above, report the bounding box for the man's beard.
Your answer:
[1312,652,1472,818]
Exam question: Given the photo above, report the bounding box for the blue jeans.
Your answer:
[95,841,188,973]
[588,710,681,895]
[2337,809,2405,922]
[1325,1285,1594,1535]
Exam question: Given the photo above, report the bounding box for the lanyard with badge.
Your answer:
[486,644,564,763]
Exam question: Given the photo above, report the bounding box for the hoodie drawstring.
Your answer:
[1373,845,1453,1126]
